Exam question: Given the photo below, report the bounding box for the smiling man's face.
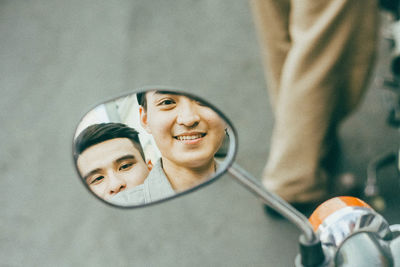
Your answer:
[77,138,150,200]
[139,92,226,170]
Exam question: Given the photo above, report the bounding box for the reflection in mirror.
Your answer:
[73,89,234,207]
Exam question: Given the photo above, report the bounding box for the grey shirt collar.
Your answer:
[109,159,175,206]
[110,158,219,206]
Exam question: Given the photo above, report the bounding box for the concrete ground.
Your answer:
[1,1,398,266]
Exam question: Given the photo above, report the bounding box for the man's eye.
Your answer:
[90,176,104,185]
[195,100,208,107]
[158,99,176,106]
[119,163,133,171]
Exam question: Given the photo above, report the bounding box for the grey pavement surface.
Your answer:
[1,1,399,266]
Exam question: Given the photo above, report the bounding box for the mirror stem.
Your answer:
[228,163,318,244]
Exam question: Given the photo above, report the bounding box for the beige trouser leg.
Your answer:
[250,0,379,203]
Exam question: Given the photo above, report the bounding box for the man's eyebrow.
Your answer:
[153,91,181,97]
[83,168,102,181]
[115,155,135,163]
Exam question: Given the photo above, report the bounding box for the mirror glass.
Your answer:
[73,88,236,208]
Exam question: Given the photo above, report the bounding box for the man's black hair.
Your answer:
[74,122,145,163]
[136,92,146,110]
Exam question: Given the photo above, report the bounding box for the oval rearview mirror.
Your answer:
[73,88,237,208]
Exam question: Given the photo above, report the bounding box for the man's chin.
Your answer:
[177,157,214,170]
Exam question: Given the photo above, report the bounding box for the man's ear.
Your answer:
[139,106,151,134]
[147,159,153,171]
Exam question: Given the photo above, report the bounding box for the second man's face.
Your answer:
[140,92,227,169]
[77,138,150,200]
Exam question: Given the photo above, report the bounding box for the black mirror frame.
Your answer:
[72,86,238,209]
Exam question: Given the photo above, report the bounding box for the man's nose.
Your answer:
[176,101,200,127]
[108,172,127,196]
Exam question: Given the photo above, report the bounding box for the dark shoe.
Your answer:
[263,174,362,219]
[321,132,363,199]
[321,130,341,176]
[264,132,362,219]
[328,172,363,199]
[263,205,283,218]
[263,201,321,219]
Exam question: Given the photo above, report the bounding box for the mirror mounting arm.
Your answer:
[228,163,318,244]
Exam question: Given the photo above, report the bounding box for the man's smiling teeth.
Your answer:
[175,134,204,141]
